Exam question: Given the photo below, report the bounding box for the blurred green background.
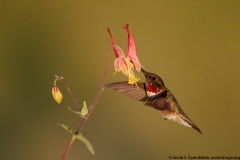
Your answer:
[1,0,240,159]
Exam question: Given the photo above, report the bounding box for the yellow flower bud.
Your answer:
[52,86,63,104]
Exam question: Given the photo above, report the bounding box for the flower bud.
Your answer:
[52,86,63,104]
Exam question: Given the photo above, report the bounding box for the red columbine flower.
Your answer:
[107,24,141,85]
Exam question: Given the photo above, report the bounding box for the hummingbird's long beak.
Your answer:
[141,68,151,83]
[141,68,147,75]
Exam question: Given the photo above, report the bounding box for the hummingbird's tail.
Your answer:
[179,114,202,134]
[191,124,202,134]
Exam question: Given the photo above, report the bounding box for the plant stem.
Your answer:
[61,136,75,160]
[75,118,87,134]
[75,46,111,133]
[55,75,81,110]
[86,48,111,115]
[61,46,112,159]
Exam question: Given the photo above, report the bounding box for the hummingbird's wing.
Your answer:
[105,81,148,101]
[145,90,171,110]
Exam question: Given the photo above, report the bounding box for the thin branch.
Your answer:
[75,46,111,133]
[55,75,81,110]
[75,118,87,134]
[87,47,111,115]
[61,46,112,159]
[61,136,75,160]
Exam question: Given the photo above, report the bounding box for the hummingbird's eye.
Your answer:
[150,76,157,81]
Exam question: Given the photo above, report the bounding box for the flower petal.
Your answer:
[107,28,123,58]
[123,24,141,71]
[114,57,128,76]
[113,58,120,72]
[118,58,129,76]
[128,55,141,72]
[52,86,63,104]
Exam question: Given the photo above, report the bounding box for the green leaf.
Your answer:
[68,106,82,116]
[68,101,88,117]
[58,124,73,134]
[74,134,95,155]
[80,101,88,116]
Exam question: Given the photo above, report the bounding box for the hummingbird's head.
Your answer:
[141,68,165,93]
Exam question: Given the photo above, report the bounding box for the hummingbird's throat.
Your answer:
[147,85,159,93]
[146,85,160,97]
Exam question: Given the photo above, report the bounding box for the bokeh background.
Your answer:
[1,0,240,159]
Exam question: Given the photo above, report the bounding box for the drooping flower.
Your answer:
[52,85,63,104]
[107,28,123,59]
[107,24,141,85]
[123,24,141,72]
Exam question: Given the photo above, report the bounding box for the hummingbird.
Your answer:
[105,68,202,134]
